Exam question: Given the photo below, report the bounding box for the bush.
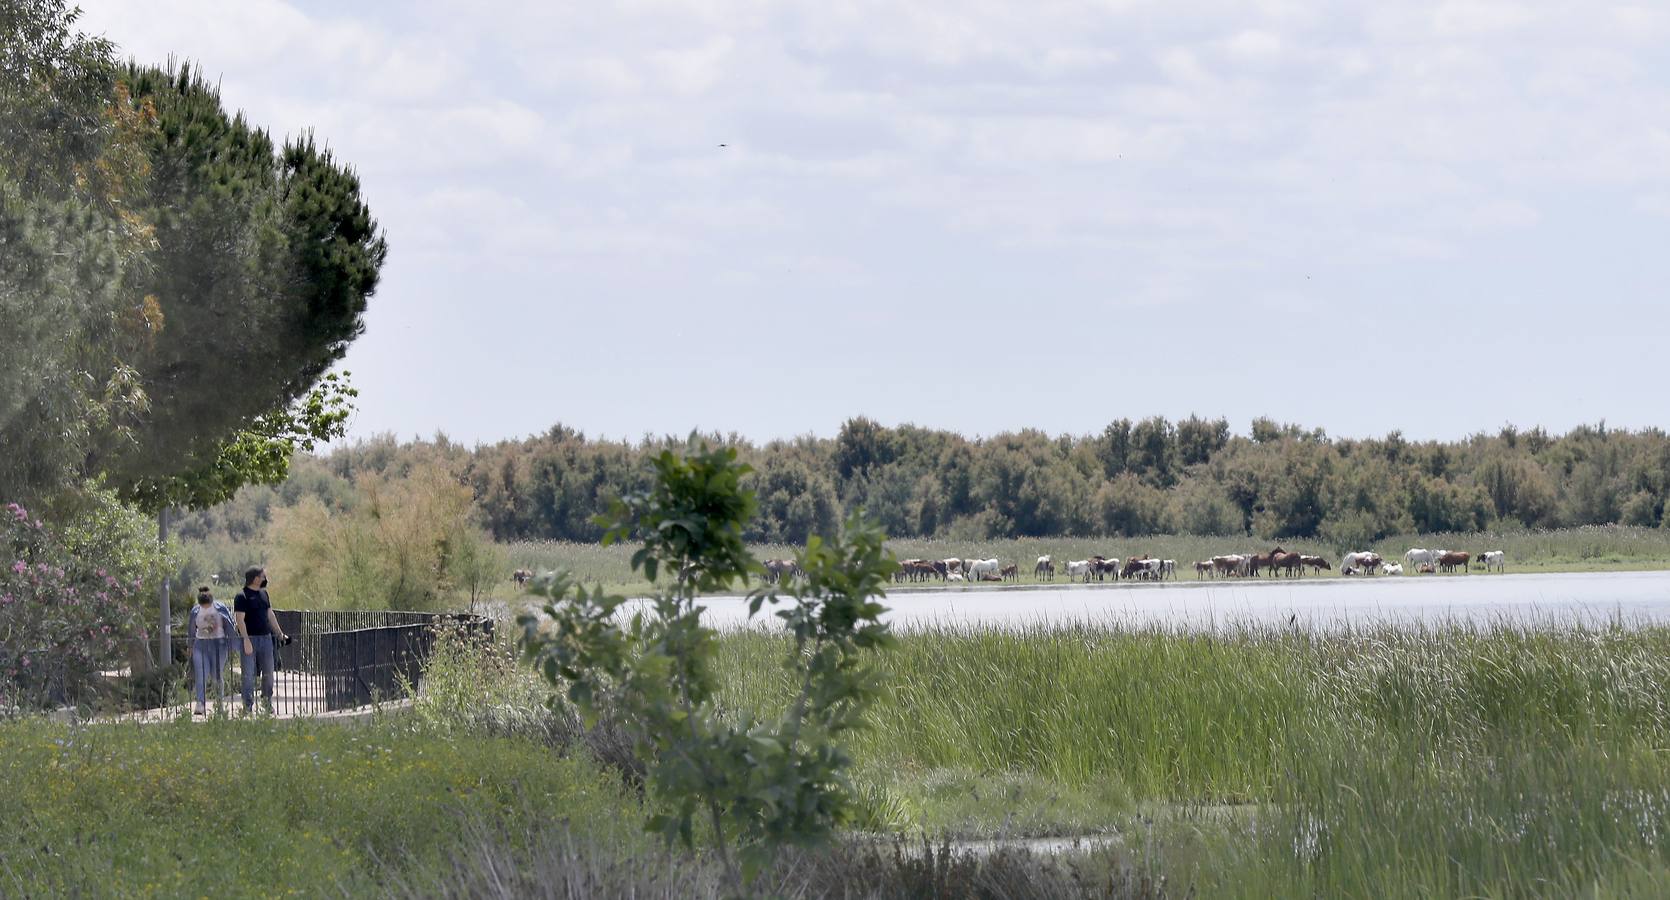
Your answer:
[1,497,158,710]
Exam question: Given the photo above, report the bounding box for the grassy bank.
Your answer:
[0,717,642,897]
[498,524,1670,597]
[714,622,1670,895]
[9,621,1670,896]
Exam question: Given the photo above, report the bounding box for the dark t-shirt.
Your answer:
[234,588,273,636]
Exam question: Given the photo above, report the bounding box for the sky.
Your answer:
[75,0,1670,448]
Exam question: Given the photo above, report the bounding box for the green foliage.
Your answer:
[124,371,358,512]
[0,718,636,896]
[520,439,896,885]
[0,2,384,511]
[179,420,1670,550]
[268,462,480,611]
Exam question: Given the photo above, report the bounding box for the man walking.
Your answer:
[234,566,289,714]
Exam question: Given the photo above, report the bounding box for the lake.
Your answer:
[692,570,1670,631]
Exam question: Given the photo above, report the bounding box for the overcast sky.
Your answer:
[77,1,1670,447]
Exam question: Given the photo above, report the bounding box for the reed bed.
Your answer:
[713,620,1670,896]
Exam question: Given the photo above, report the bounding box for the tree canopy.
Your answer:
[0,0,386,511]
[177,418,1670,550]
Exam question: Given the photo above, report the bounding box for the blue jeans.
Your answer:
[192,639,229,707]
[241,635,275,711]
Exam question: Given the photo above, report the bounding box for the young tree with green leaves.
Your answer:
[520,440,896,887]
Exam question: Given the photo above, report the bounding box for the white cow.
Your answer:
[1481,550,1505,572]
[1160,559,1177,580]
[1342,551,1382,574]
[1034,555,1054,580]
[1133,558,1163,580]
[1383,562,1404,576]
[1066,559,1093,581]
[968,558,1001,582]
[946,572,965,582]
[1403,548,1438,569]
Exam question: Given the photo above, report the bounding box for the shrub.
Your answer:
[521,440,897,885]
[1,497,156,710]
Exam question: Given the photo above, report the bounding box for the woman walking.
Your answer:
[188,586,236,715]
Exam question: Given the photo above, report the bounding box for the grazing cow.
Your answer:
[1211,555,1245,578]
[1342,551,1383,575]
[1160,559,1177,580]
[941,558,964,577]
[1034,555,1055,580]
[512,568,533,586]
[1119,556,1153,580]
[764,558,802,584]
[1066,559,1093,581]
[1299,555,1331,574]
[1382,562,1404,576]
[1404,548,1439,570]
[1271,549,1304,578]
[1437,551,1470,573]
[1123,558,1162,580]
[898,559,940,583]
[1090,556,1121,581]
[1480,550,1505,573]
[1194,560,1213,579]
[968,558,1001,582]
[1000,563,1019,582]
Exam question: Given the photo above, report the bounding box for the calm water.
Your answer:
[693,570,1670,631]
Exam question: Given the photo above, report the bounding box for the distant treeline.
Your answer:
[176,417,1670,550]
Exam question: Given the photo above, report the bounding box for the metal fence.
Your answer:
[105,610,492,720]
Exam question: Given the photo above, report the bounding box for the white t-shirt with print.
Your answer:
[195,605,225,641]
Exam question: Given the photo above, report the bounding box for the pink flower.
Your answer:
[10,561,23,575]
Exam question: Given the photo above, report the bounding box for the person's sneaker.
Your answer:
[193,706,206,716]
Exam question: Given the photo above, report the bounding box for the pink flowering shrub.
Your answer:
[2,501,147,711]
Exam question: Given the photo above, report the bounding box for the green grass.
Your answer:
[12,619,1670,896]
[494,525,1670,597]
[0,717,641,898]
[711,621,1670,894]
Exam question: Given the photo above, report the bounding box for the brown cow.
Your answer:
[1120,555,1153,579]
[512,568,533,586]
[1000,563,1019,582]
[1211,555,1246,577]
[1437,551,1470,573]
[1299,555,1331,574]
[1194,560,1213,579]
[1271,548,1305,578]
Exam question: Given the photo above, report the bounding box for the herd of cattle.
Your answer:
[508,547,1509,589]
[890,547,1508,584]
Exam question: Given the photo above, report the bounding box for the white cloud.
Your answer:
[68,0,1670,444]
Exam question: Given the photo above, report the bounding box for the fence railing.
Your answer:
[100,610,492,720]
